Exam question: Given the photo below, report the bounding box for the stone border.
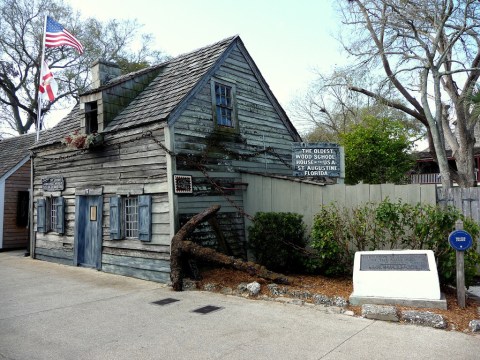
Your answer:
[183,278,480,333]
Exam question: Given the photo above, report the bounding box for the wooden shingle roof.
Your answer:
[104,36,237,132]
[31,105,83,149]
[0,133,36,178]
[33,35,300,147]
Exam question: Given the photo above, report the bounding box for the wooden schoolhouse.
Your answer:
[31,36,301,283]
[0,133,35,251]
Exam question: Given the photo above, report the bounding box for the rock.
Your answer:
[362,304,399,322]
[469,320,480,332]
[344,310,355,316]
[401,310,447,329]
[288,289,312,300]
[267,283,287,296]
[313,294,333,306]
[182,278,197,291]
[202,283,217,291]
[236,282,249,294]
[246,281,261,296]
[333,296,348,308]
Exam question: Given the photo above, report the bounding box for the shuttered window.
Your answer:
[109,195,152,241]
[37,196,64,234]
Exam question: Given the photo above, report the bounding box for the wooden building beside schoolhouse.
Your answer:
[0,133,35,251]
[31,36,301,282]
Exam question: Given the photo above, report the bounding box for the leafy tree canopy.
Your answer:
[0,0,168,137]
[291,68,424,143]
[340,116,415,185]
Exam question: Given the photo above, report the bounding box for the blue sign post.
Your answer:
[449,220,473,309]
[448,229,473,251]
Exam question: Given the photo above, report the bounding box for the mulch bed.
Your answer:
[196,267,480,333]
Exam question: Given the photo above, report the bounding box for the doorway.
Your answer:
[74,195,103,269]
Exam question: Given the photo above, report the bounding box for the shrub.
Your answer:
[248,212,307,273]
[308,200,480,286]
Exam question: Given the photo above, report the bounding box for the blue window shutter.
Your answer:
[55,197,65,234]
[138,195,152,242]
[37,198,46,233]
[110,196,122,240]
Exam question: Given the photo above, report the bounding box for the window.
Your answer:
[37,197,65,234]
[124,197,138,238]
[50,199,58,231]
[85,101,98,134]
[110,195,151,241]
[16,191,29,227]
[211,80,236,129]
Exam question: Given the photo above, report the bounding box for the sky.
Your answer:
[60,0,346,133]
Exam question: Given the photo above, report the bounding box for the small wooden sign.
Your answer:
[42,176,65,191]
[174,175,193,194]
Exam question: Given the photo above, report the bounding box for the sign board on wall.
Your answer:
[42,176,65,191]
[292,143,343,177]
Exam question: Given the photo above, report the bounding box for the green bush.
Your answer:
[248,212,307,273]
[308,200,480,286]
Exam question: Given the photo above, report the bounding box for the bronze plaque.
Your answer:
[360,254,429,271]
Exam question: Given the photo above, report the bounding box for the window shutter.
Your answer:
[37,198,47,233]
[55,197,65,234]
[109,196,122,240]
[138,195,152,242]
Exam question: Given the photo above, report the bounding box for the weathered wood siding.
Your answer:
[33,124,171,282]
[173,44,296,258]
[2,161,30,249]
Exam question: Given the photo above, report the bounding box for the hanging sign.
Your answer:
[292,143,342,177]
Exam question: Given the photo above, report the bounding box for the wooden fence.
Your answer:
[241,173,437,231]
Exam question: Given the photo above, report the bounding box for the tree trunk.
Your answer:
[170,205,291,291]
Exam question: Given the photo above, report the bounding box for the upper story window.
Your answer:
[211,80,237,129]
[85,101,98,134]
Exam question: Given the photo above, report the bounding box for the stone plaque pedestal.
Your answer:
[349,250,447,309]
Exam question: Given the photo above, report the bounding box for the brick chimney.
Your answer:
[91,59,121,88]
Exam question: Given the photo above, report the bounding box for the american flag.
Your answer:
[45,16,83,54]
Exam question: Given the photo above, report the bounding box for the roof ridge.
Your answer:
[171,35,238,61]
[82,35,239,95]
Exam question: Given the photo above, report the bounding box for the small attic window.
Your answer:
[85,101,98,134]
[211,80,237,130]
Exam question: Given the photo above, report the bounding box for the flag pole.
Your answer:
[36,15,47,142]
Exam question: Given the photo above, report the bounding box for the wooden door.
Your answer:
[74,195,103,269]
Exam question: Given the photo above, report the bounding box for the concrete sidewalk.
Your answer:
[0,251,479,360]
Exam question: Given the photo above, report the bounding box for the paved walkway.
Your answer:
[1,251,479,360]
